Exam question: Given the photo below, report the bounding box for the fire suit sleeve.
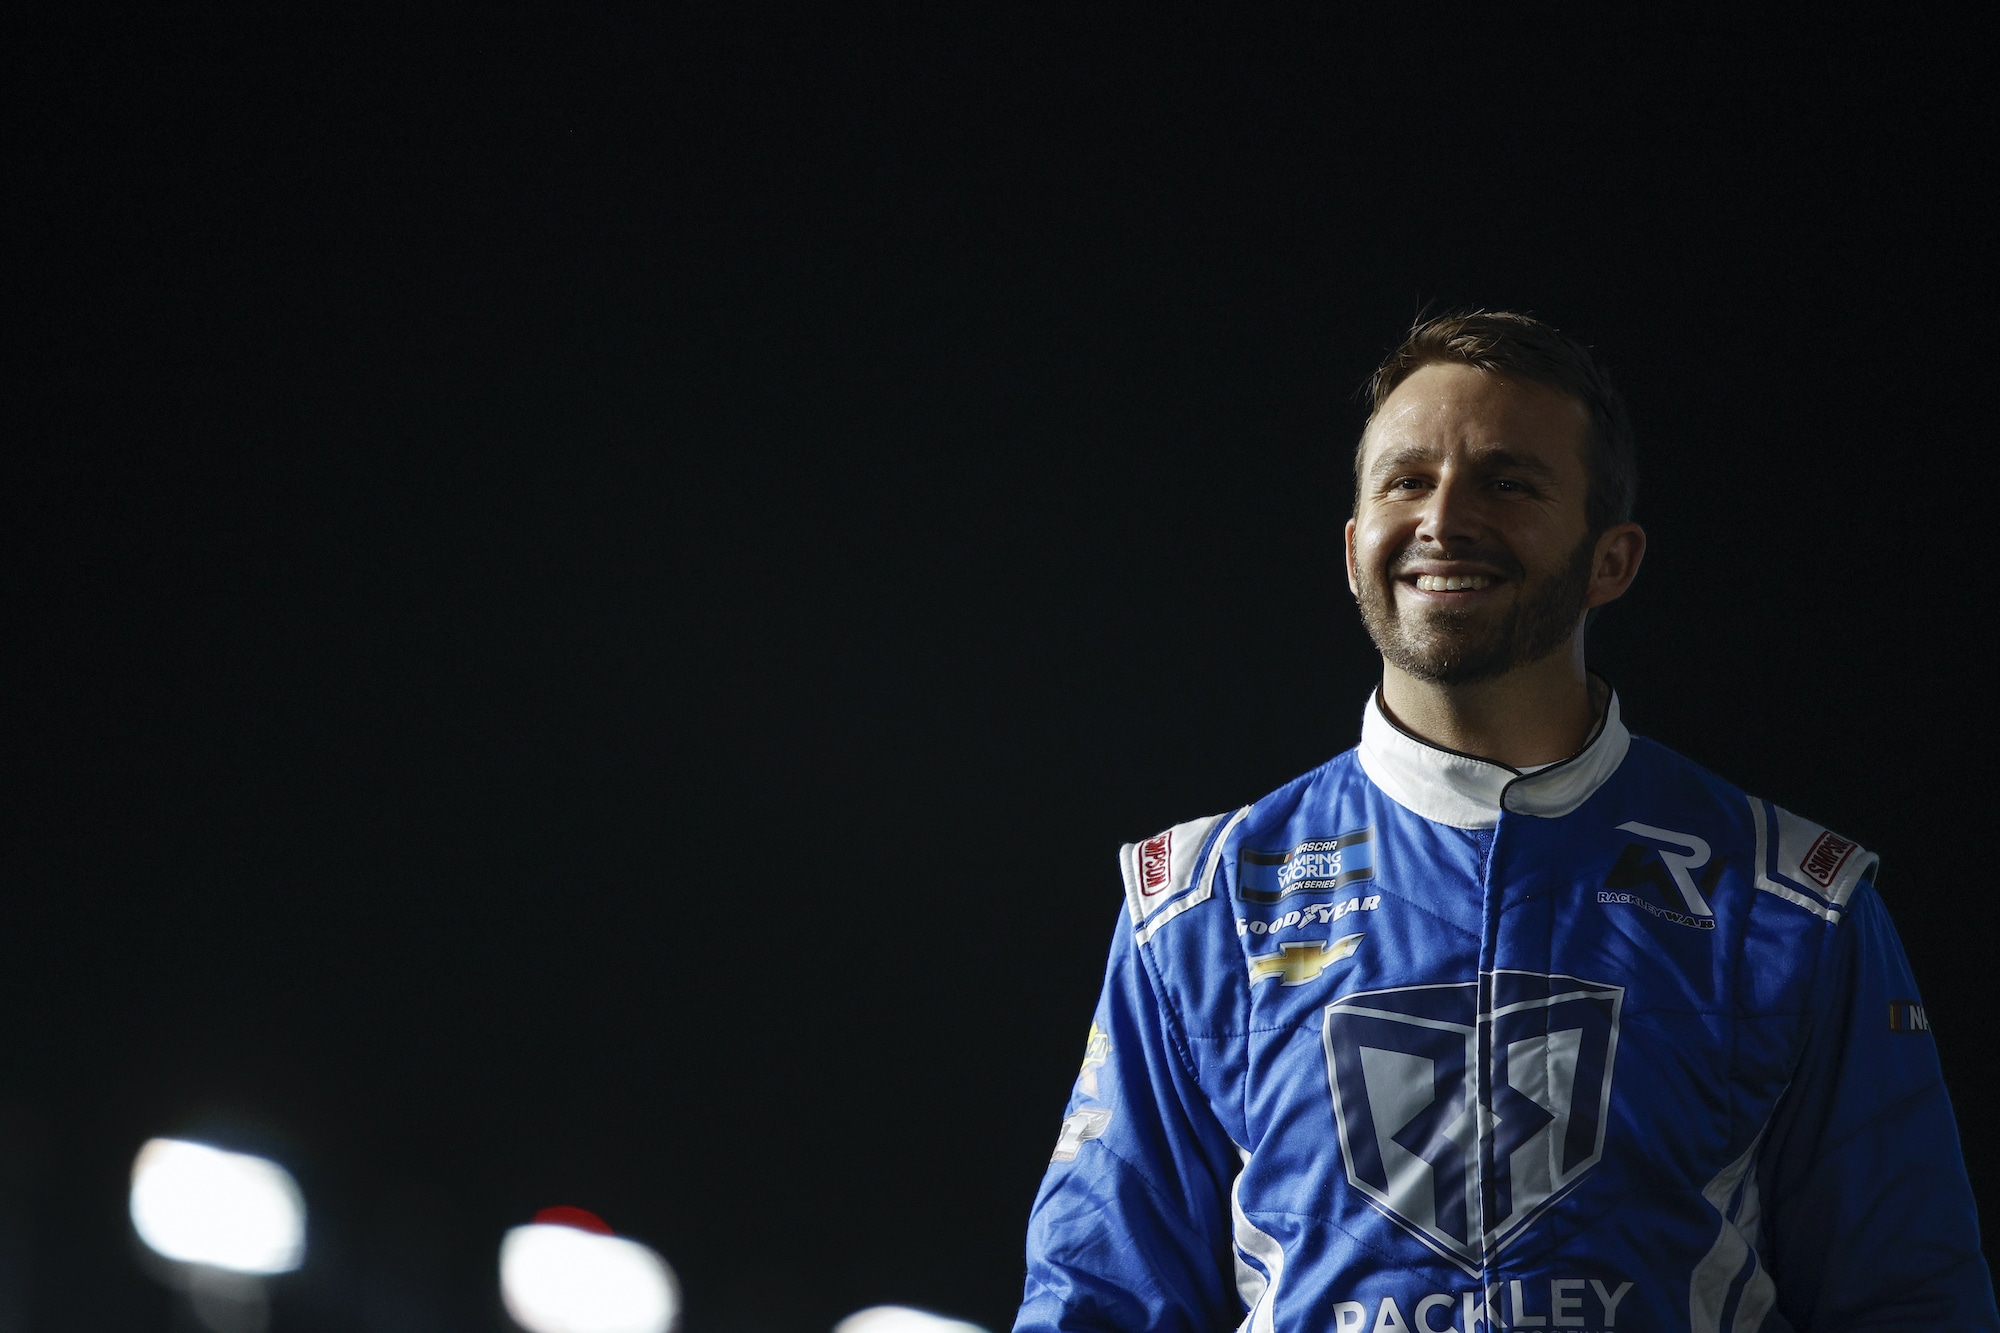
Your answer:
[1014,907,1242,1333]
[1760,882,2000,1329]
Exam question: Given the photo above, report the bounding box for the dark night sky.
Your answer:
[4,8,1995,1330]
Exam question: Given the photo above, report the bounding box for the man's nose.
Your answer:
[1413,473,1483,545]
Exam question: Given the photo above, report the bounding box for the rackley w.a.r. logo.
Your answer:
[1238,827,1374,905]
[1600,821,1721,931]
[1322,972,1623,1275]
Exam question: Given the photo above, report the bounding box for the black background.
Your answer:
[5,8,1994,1330]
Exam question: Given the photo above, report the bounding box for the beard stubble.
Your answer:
[1356,533,1597,685]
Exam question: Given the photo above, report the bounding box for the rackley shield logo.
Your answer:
[1239,827,1375,905]
[1322,972,1623,1275]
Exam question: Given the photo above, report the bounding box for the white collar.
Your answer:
[1356,687,1631,830]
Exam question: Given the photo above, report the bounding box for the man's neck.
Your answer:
[1377,642,1602,770]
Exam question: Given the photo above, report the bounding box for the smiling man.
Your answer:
[1017,313,1996,1332]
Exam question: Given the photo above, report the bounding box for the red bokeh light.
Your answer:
[532,1206,613,1235]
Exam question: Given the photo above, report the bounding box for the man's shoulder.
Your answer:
[1234,745,1374,836]
[1115,748,1369,947]
[1613,732,1752,815]
[1616,732,1879,920]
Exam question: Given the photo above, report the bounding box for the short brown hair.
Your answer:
[1359,311,1637,533]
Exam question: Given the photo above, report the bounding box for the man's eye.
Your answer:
[1391,477,1428,490]
[1492,478,1531,493]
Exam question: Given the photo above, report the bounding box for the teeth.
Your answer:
[1415,574,1493,591]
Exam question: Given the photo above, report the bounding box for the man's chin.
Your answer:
[1391,651,1513,687]
[1380,627,1519,686]
[1396,597,1509,629]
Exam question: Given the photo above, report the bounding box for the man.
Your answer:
[1016,312,1996,1331]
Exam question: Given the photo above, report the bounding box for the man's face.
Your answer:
[1346,362,1604,685]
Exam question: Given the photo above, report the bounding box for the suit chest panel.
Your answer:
[1229,804,1812,1268]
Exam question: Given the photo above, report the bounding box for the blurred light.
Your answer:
[185,1267,270,1333]
[500,1219,679,1333]
[534,1205,613,1234]
[129,1139,306,1275]
[834,1307,989,1333]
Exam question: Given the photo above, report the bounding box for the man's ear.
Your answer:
[1344,518,1360,598]
[1584,522,1646,609]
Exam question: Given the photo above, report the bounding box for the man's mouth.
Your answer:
[1413,574,1495,592]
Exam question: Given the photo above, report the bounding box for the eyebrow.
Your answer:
[1366,444,1563,482]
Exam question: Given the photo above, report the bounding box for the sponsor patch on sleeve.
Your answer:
[1889,1000,1931,1033]
[1076,1022,1112,1098]
[1749,798,1879,922]
[1120,808,1248,945]
[1799,829,1858,889]
[1050,1107,1113,1162]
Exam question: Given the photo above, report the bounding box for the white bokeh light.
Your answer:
[129,1139,306,1275]
[833,1307,989,1333]
[500,1223,680,1333]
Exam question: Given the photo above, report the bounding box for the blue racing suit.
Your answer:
[1018,692,1996,1332]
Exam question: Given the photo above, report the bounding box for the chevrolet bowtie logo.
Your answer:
[1247,933,1364,986]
